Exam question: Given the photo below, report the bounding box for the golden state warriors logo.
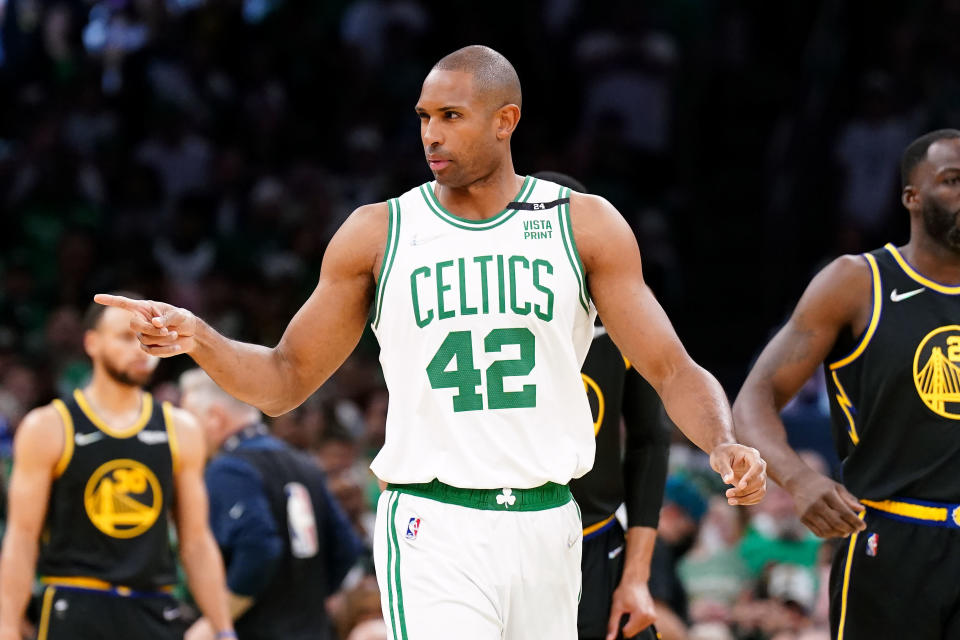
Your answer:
[913,325,960,420]
[581,373,605,435]
[84,459,162,539]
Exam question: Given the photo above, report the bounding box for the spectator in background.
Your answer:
[179,368,364,640]
[649,474,708,640]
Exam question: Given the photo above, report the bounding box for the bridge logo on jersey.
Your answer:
[913,325,960,420]
[83,459,163,539]
[581,373,605,435]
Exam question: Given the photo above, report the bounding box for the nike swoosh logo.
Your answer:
[74,432,104,447]
[409,233,446,246]
[608,544,624,560]
[890,287,925,302]
[592,325,607,339]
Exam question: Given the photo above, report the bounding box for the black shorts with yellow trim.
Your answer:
[578,516,658,640]
[829,498,960,640]
[34,578,186,640]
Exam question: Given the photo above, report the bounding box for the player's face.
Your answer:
[917,139,960,254]
[86,307,159,387]
[416,70,501,188]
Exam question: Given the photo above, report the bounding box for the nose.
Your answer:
[422,117,443,147]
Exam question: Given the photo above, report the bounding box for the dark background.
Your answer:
[0,0,955,412]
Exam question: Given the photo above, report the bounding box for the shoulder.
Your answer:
[566,192,636,271]
[800,254,873,309]
[164,405,207,461]
[14,403,68,467]
[324,201,391,275]
[790,254,874,331]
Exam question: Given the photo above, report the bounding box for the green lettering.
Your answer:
[509,256,531,315]
[457,258,478,316]
[436,260,455,320]
[532,259,554,321]
[474,255,493,314]
[410,267,434,328]
[497,255,506,314]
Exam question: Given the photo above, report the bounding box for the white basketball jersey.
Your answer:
[370,176,598,488]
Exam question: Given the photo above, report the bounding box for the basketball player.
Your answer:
[734,129,960,639]
[0,299,234,640]
[534,171,668,640]
[95,46,766,639]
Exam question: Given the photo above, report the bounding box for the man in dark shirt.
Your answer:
[179,368,364,640]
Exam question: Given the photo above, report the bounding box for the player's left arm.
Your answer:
[169,408,235,638]
[607,370,671,638]
[571,192,766,505]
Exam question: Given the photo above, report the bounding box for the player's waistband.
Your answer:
[861,497,960,528]
[40,576,174,598]
[582,513,619,540]
[386,479,571,511]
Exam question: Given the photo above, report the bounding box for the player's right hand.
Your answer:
[787,469,865,538]
[94,294,198,357]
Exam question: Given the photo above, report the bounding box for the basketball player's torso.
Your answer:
[370,176,597,489]
[826,243,960,501]
[38,389,178,590]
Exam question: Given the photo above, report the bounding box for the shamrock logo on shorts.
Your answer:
[496,488,517,508]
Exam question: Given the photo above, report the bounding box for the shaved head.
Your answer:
[432,45,522,110]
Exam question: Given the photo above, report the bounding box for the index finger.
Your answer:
[734,455,766,490]
[94,293,148,313]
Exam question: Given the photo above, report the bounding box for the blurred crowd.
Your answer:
[1,0,959,638]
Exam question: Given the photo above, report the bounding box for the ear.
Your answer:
[83,329,98,360]
[902,185,919,211]
[495,104,521,140]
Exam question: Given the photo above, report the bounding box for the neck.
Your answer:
[436,158,522,220]
[902,229,960,285]
[84,373,143,414]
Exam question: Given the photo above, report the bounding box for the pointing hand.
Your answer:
[94,294,198,357]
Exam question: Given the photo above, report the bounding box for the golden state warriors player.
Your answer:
[0,298,234,640]
[735,130,960,639]
[94,46,766,639]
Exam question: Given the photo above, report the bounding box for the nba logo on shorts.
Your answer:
[406,517,421,540]
[866,532,878,557]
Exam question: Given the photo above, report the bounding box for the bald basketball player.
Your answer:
[96,46,765,639]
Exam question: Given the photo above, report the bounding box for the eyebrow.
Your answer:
[415,105,466,113]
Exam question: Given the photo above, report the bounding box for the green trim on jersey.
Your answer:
[386,492,408,640]
[373,199,401,329]
[557,187,589,311]
[387,479,571,511]
[419,176,537,230]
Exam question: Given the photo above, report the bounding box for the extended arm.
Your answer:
[0,407,65,640]
[95,204,387,416]
[571,192,765,504]
[733,256,870,537]
[171,409,234,636]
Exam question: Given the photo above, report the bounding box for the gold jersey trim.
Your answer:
[582,513,616,536]
[37,586,55,640]
[162,402,181,473]
[40,576,174,595]
[73,389,153,438]
[829,252,883,370]
[836,511,866,640]
[885,243,960,294]
[51,399,75,478]
[861,498,948,523]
